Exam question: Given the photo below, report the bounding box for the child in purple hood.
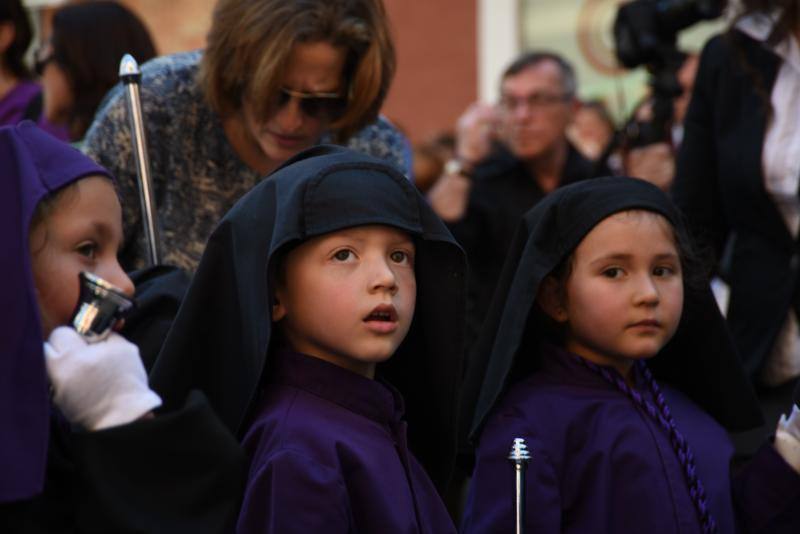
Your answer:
[0,121,242,533]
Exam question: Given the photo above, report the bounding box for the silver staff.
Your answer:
[119,54,161,266]
[508,437,531,534]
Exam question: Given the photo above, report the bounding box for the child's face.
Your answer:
[549,210,683,377]
[273,224,417,378]
[29,176,134,339]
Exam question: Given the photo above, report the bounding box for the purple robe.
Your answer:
[237,351,456,534]
[461,345,800,533]
[1,122,111,502]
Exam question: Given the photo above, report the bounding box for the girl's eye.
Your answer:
[76,242,97,259]
[653,265,675,277]
[333,249,353,262]
[602,267,623,278]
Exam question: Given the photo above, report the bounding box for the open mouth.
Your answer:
[364,304,398,323]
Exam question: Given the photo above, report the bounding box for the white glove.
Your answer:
[774,405,800,473]
[44,327,162,431]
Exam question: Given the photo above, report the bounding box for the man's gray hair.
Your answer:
[501,51,577,97]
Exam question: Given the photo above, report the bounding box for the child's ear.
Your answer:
[537,276,568,323]
[271,290,287,322]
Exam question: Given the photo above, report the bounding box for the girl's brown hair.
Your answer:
[200,0,395,142]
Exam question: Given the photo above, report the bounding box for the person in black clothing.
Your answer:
[428,51,602,350]
[674,0,800,458]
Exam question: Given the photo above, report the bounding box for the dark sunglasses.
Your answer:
[273,87,348,121]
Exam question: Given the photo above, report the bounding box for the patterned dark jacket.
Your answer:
[84,50,410,271]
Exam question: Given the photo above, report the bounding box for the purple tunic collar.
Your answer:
[270,350,405,426]
[0,121,111,502]
[537,342,649,391]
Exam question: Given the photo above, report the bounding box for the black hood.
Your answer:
[461,176,762,446]
[151,145,466,489]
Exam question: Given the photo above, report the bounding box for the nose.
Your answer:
[369,257,398,295]
[511,100,536,123]
[273,95,304,133]
[633,273,659,306]
[100,260,135,299]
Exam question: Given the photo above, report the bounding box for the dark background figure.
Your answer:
[412,130,455,193]
[428,50,606,351]
[566,98,616,162]
[614,52,700,192]
[35,0,156,144]
[674,0,800,456]
[0,0,39,126]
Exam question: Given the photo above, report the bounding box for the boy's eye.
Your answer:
[76,242,97,259]
[390,250,411,264]
[333,249,353,261]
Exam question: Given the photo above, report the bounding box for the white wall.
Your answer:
[478,0,520,103]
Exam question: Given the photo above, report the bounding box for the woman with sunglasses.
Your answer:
[84,0,403,273]
[35,1,155,145]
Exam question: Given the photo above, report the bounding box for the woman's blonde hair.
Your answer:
[200,0,395,142]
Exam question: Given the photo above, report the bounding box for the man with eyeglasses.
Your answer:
[429,51,605,349]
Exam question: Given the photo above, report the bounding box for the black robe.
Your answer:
[1,392,243,533]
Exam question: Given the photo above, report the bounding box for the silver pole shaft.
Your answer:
[120,54,161,266]
[514,462,525,534]
[508,437,530,534]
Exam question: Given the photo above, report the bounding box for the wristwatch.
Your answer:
[444,158,474,179]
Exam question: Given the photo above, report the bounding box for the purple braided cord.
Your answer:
[574,357,718,534]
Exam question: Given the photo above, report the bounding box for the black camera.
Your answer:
[613,0,723,147]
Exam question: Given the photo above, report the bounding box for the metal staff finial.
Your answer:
[508,437,531,534]
[119,54,161,266]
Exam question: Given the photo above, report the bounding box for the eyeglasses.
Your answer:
[272,86,348,121]
[499,92,571,112]
[33,44,55,76]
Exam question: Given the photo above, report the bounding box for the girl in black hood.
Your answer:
[459,176,800,533]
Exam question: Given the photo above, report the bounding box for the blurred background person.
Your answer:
[675,0,800,457]
[566,98,615,162]
[0,0,37,126]
[85,0,404,273]
[35,0,156,144]
[412,131,455,193]
[617,51,700,192]
[428,51,605,349]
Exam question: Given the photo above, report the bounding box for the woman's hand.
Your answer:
[44,327,162,431]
